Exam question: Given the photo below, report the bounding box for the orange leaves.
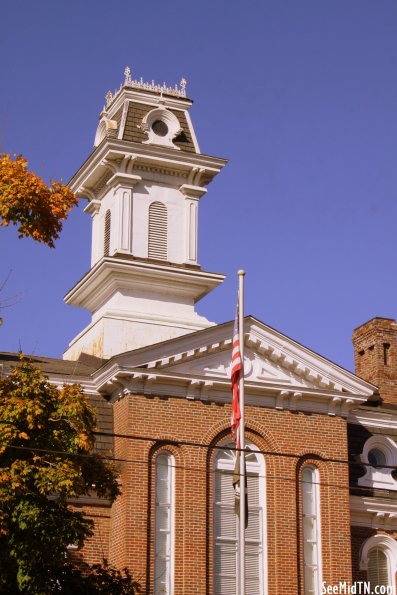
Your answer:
[0,153,78,247]
[0,357,120,504]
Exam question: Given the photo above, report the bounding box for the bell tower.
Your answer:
[63,67,227,361]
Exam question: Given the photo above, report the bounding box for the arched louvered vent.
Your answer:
[368,549,389,591]
[148,202,167,260]
[104,210,111,257]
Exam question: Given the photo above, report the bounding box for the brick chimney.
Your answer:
[352,317,397,405]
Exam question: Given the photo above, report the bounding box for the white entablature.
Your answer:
[91,317,376,417]
[63,69,227,361]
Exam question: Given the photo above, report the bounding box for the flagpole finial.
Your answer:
[238,269,245,276]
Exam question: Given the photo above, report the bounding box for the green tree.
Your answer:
[0,357,141,594]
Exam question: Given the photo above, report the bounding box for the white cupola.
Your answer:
[63,67,227,361]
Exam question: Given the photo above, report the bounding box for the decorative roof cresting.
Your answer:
[104,66,187,109]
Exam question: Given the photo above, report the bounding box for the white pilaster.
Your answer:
[179,184,207,265]
[84,199,101,266]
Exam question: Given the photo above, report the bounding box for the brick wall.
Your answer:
[80,392,354,595]
[352,317,397,404]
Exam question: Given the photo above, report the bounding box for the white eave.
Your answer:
[64,257,225,311]
[68,140,228,198]
[349,407,397,429]
[350,495,397,530]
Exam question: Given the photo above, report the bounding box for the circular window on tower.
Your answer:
[141,107,182,149]
[368,448,387,467]
[152,120,168,137]
[358,435,397,490]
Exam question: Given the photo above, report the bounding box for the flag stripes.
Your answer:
[231,305,242,449]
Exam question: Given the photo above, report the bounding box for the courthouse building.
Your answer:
[2,68,397,595]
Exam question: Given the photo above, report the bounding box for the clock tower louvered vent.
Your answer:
[148,202,167,261]
[104,210,111,257]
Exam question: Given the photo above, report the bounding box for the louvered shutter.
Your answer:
[214,447,264,595]
[368,549,389,591]
[148,202,167,260]
[104,210,111,256]
[246,473,261,595]
[154,453,173,595]
[214,469,238,595]
[302,467,320,595]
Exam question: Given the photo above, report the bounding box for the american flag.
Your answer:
[231,304,242,448]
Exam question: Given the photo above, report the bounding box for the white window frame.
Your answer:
[301,465,322,595]
[213,440,267,595]
[358,435,397,490]
[154,451,175,595]
[360,535,397,593]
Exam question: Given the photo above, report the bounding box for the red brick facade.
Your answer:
[76,393,353,594]
[68,316,397,594]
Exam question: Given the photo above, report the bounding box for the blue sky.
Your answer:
[1,0,397,371]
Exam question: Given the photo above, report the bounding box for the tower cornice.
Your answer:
[64,256,225,313]
[69,140,227,200]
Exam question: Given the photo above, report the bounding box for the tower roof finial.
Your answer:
[124,65,131,85]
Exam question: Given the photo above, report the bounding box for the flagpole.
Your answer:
[238,269,245,595]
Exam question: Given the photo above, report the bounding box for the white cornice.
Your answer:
[350,495,397,530]
[64,257,225,312]
[85,317,375,416]
[348,409,397,429]
[104,86,192,119]
[92,364,365,417]
[69,140,227,199]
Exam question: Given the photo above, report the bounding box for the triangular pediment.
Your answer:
[151,346,320,389]
[96,317,376,409]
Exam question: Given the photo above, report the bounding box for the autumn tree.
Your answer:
[0,153,77,248]
[0,357,141,594]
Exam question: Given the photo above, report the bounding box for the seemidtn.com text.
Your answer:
[322,583,396,595]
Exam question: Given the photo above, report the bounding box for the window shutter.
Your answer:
[104,210,111,257]
[368,549,389,590]
[148,202,167,260]
[154,453,173,595]
[214,470,237,595]
[213,445,264,595]
[302,467,321,595]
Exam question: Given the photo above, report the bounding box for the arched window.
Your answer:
[104,209,111,257]
[360,535,397,593]
[148,202,167,260]
[154,452,174,595]
[213,442,266,595]
[301,466,322,595]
